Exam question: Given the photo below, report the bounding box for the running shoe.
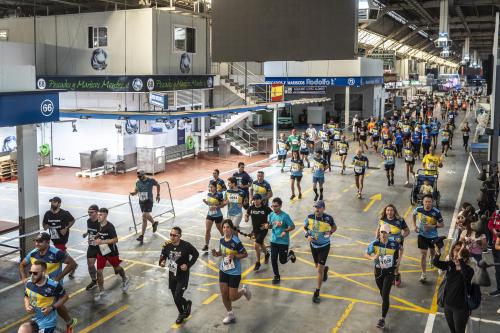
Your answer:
[419,273,427,283]
[290,194,296,200]
[253,262,261,271]
[319,194,323,201]
[136,234,144,243]
[68,264,78,279]
[241,285,252,301]
[323,266,329,282]
[85,280,98,291]
[202,245,209,253]
[94,291,105,302]
[222,311,236,324]
[272,275,281,285]
[376,318,385,329]
[65,318,78,333]
[489,290,500,297]
[298,193,302,199]
[387,180,391,186]
[288,250,296,263]
[312,290,320,303]
[314,194,319,201]
[264,251,270,264]
[152,221,159,233]
[404,181,409,186]
[184,300,192,318]
[175,313,186,325]
[121,276,130,292]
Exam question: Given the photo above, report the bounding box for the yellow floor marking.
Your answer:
[290,227,304,240]
[197,287,209,292]
[0,316,31,333]
[197,258,220,273]
[170,315,193,328]
[201,282,218,286]
[120,258,218,279]
[208,259,217,266]
[202,293,219,305]
[363,193,382,212]
[79,304,129,333]
[243,276,318,282]
[355,240,370,246]
[403,204,413,218]
[333,233,352,240]
[241,261,258,278]
[291,187,313,203]
[331,302,355,333]
[341,227,367,232]
[134,283,146,291]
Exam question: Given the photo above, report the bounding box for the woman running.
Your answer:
[212,219,251,324]
[365,224,400,329]
[394,128,404,158]
[352,149,369,199]
[358,121,369,153]
[299,132,310,168]
[462,122,470,152]
[289,150,304,200]
[403,142,415,186]
[337,135,349,175]
[422,127,432,156]
[440,124,451,156]
[371,124,380,153]
[202,181,224,253]
[375,204,410,287]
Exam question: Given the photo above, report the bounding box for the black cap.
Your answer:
[35,232,51,242]
[252,194,262,200]
[49,196,61,203]
[88,204,99,212]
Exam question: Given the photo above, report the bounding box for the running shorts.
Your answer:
[228,214,243,228]
[312,176,325,185]
[96,254,121,270]
[290,175,303,181]
[384,164,395,171]
[310,244,330,266]
[253,229,268,245]
[139,200,153,213]
[219,271,241,289]
[87,246,99,259]
[417,235,438,250]
[206,215,223,224]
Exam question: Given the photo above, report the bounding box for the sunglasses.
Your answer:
[29,271,39,275]
[170,233,180,237]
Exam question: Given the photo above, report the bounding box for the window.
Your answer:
[88,26,107,48]
[174,26,196,53]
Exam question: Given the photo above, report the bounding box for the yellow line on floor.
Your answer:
[291,187,313,203]
[201,282,218,286]
[403,204,413,218]
[331,302,355,333]
[202,293,219,305]
[170,315,193,328]
[0,315,31,333]
[290,227,304,240]
[134,282,146,291]
[333,233,352,240]
[79,304,129,333]
[243,276,318,283]
[197,258,220,273]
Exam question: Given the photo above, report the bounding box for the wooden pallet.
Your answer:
[0,159,17,182]
[76,168,106,178]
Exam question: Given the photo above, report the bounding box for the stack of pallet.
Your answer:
[0,155,17,182]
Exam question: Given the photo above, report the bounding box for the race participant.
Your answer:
[250,171,273,206]
[403,142,416,186]
[371,123,381,153]
[312,150,328,201]
[244,194,272,271]
[318,124,330,142]
[19,232,77,332]
[381,124,392,146]
[304,200,337,303]
[447,109,457,127]
[159,226,199,325]
[211,169,227,192]
[422,146,443,176]
[299,132,311,168]
[367,118,376,148]
[130,170,161,244]
[202,181,224,253]
[93,208,129,301]
[422,127,432,156]
[42,197,76,278]
[394,128,404,158]
[306,124,318,147]
[268,197,296,284]
[352,114,360,141]
[23,260,70,333]
[337,135,349,175]
[375,204,410,287]
[364,224,400,329]
[352,149,369,199]
[331,125,342,151]
[401,120,412,146]
[411,126,422,160]
[289,150,304,200]
[447,120,456,149]
[462,122,470,152]
[381,139,397,186]
[82,205,99,290]
[321,128,334,172]
[211,219,251,324]
[430,118,440,149]
[358,121,369,153]
[224,177,245,231]
[440,124,451,156]
[277,133,289,173]
[233,162,252,209]
[412,195,444,283]
[286,128,301,153]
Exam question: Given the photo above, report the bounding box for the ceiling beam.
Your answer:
[367,24,409,54]
[454,4,471,36]
[403,0,436,24]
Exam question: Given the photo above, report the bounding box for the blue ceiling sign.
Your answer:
[0,90,60,127]
[265,76,384,87]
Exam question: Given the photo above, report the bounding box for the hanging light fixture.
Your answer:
[435,0,452,48]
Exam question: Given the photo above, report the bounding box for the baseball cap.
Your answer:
[49,196,61,203]
[137,169,145,176]
[380,223,391,234]
[313,200,325,209]
[252,194,262,200]
[88,204,99,212]
[35,232,51,242]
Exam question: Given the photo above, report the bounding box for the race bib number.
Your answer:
[278,142,287,150]
[222,256,235,271]
[386,156,394,163]
[138,192,149,201]
[428,162,436,170]
[291,164,300,172]
[99,243,112,256]
[339,148,347,154]
[449,114,454,119]
[463,132,469,137]
[383,134,389,139]
[291,139,299,145]
[354,165,363,173]
[88,234,96,246]
[49,228,60,240]
[228,193,240,204]
[334,134,340,140]
[168,260,178,276]
[379,255,394,269]
[322,141,330,150]
[405,155,413,162]
[300,141,307,149]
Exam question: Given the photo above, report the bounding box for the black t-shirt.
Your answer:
[96,222,119,257]
[160,240,199,282]
[86,218,99,248]
[246,205,272,232]
[42,209,75,245]
[233,171,252,194]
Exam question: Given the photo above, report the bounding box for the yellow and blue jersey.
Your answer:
[337,141,349,155]
[277,139,288,155]
[206,192,223,217]
[366,239,400,270]
[382,145,396,165]
[252,180,272,198]
[413,206,443,239]
[25,247,66,280]
[210,178,227,192]
[290,159,304,177]
[304,213,336,248]
[352,155,368,174]
[312,157,327,178]
[378,218,408,241]
[25,278,65,329]
[219,235,246,275]
[225,189,244,216]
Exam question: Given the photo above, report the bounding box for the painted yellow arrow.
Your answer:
[363,193,382,212]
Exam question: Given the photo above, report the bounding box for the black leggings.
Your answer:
[463,136,469,148]
[444,305,469,333]
[375,268,394,318]
[422,143,431,155]
[322,151,332,168]
[170,279,188,314]
[271,242,289,276]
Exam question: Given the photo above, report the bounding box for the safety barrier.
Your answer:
[128,180,175,233]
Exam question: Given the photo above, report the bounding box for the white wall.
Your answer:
[264,59,363,77]
[59,92,145,111]
[360,58,383,77]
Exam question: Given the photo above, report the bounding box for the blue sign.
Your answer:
[149,92,168,109]
[0,91,60,127]
[265,76,384,87]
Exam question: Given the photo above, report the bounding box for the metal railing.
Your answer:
[228,124,259,150]
[215,62,271,103]
[128,180,176,234]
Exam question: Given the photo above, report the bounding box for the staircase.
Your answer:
[206,111,252,139]
[220,124,260,156]
[217,63,270,105]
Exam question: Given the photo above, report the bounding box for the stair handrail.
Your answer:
[221,62,271,102]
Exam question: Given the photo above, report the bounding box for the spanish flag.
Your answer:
[271,84,284,102]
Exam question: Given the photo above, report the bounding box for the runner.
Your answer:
[331,125,342,151]
[82,204,99,290]
[364,224,400,329]
[337,135,349,175]
[403,142,416,186]
[462,121,470,152]
[447,119,456,150]
[312,149,328,201]
[412,195,444,283]
[411,126,422,160]
[211,169,227,192]
[22,260,70,333]
[422,127,432,156]
[394,128,404,158]
[93,208,129,301]
[130,170,161,244]
[306,124,318,146]
[430,117,441,149]
[244,194,272,271]
[250,171,273,206]
[381,138,397,186]
[224,177,245,231]
[440,124,451,156]
[286,128,301,153]
[381,124,392,146]
[233,162,252,209]
[352,149,369,199]
[303,200,337,303]
[268,197,296,284]
[277,133,289,173]
[375,204,410,287]
[299,132,311,168]
[202,181,224,253]
[402,120,412,146]
[320,127,334,172]
[367,118,376,148]
[352,114,360,141]
[371,123,381,153]
[42,197,77,278]
[211,219,251,324]
[289,150,304,200]
[19,232,77,332]
[159,226,199,324]
[422,146,443,177]
[358,120,369,153]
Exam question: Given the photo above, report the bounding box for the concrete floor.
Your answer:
[0,112,499,333]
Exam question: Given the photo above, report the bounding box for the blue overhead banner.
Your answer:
[265,76,384,87]
[0,91,60,127]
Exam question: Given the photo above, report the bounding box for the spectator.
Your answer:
[488,209,500,297]
[459,219,487,263]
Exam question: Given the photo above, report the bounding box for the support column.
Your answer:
[200,116,206,152]
[345,86,350,128]
[273,105,278,155]
[17,124,40,258]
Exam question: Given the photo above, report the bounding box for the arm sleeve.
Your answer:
[152,179,159,186]
[437,212,444,224]
[303,217,309,230]
[56,250,67,263]
[401,218,408,230]
[160,243,169,261]
[285,215,294,228]
[187,243,199,268]
[24,251,32,264]
[42,212,48,225]
[65,211,75,224]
